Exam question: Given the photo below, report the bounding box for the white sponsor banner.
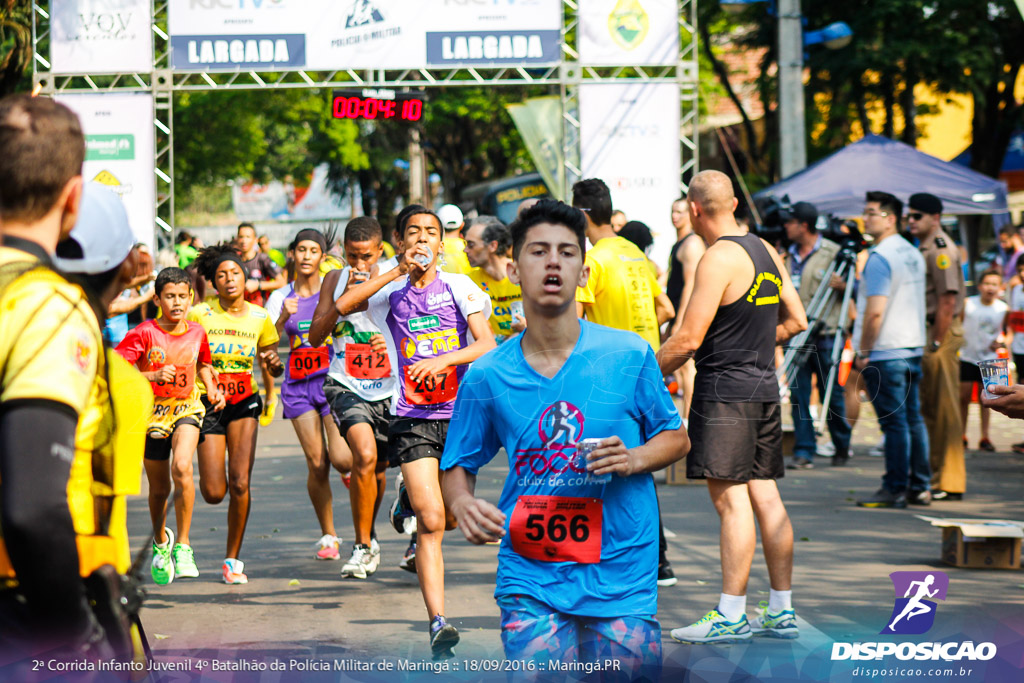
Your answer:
[168,0,561,71]
[56,93,156,250]
[51,0,153,73]
[579,0,678,66]
[580,82,680,267]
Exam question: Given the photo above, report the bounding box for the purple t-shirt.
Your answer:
[265,284,332,384]
[367,272,490,419]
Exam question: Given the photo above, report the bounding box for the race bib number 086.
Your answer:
[217,372,254,405]
[509,495,602,564]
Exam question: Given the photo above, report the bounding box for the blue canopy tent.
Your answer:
[754,134,1009,218]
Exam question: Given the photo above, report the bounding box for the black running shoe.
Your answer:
[657,561,678,587]
[429,615,459,658]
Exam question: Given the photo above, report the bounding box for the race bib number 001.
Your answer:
[152,366,191,398]
[402,365,457,405]
[509,495,602,564]
[217,372,254,405]
[345,343,390,380]
[289,347,329,380]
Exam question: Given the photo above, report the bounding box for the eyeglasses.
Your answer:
[907,213,924,221]
[863,210,891,218]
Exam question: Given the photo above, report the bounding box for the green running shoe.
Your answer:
[172,542,200,578]
[151,528,175,585]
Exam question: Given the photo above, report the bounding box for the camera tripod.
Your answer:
[778,242,859,435]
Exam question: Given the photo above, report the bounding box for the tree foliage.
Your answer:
[701,0,1024,181]
[0,0,31,97]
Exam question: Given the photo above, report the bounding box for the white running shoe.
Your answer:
[750,602,799,639]
[670,609,752,644]
[341,544,380,579]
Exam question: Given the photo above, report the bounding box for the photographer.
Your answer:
[782,202,852,469]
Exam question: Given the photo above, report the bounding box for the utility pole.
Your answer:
[777,0,806,179]
[408,126,428,205]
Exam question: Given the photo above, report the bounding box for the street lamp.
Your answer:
[721,0,852,178]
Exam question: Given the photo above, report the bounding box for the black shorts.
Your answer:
[686,400,784,482]
[387,416,449,468]
[144,416,202,461]
[324,378,391,447]
[200,394,262,437]
[960,361,982,384]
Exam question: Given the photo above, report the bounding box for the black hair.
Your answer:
[193,243,248,282]
[175,231,192,244]
[394,204,427,241]
[980,267,1003,283]
[865,191,903,229]
[345,216,383,244]
[1000,224,1019,238]
[155,267,192,295]
[1015,253,1024,270]
[571,178,613,226]
[618,220,654,252]
[237,221,256,235]
[396,206,442,238]
[509,199,587,259]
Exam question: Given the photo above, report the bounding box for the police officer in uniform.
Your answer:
[908,193,966,501]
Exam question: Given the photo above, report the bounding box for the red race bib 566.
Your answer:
[289,347,329,380]
[217,372,254,405]
[509,495,602,564]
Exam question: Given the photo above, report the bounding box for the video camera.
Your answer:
[753,195,867,253]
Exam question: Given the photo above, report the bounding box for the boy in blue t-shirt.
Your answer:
[441,200,689,678]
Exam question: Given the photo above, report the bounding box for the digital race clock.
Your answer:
[331,89,425,122]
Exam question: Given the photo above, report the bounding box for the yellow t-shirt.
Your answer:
[442,236,472,275]
[576,236,663,350]
[187,300,279,392]
[0,246,100,413]
[466,266,523,341]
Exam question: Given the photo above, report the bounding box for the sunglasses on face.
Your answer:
[907,213,924,221]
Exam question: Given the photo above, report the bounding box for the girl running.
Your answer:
[190,245,283,584]
[265,228,353,561]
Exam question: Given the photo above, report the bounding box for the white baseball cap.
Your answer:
[437,204,464,230]
[54,182,136,274]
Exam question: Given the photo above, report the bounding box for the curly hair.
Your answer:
[193,242,248,282]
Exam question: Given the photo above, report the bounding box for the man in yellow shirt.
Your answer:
[464,216,525,343]
[438,203,472,274]
[571,178,678,587]
[572,179,675,349]
[0,95,108,656]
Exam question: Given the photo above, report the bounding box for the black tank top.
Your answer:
[693,233,781,403]
[666,236,687,311]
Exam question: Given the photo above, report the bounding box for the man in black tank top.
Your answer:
[665,196,706,416]
[656,171,808,645]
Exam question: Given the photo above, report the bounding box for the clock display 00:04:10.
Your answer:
[332,95,424,122]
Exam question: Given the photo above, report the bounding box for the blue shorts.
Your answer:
[281,375,330,420]
[497,594,662,683]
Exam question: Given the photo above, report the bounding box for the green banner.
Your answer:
[85,134,135,161]
[506,96,564,200]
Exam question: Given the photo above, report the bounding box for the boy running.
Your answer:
[442,200,689,679]
[335,207,495,657]
[116,267,224,584]
[309,217,398,578]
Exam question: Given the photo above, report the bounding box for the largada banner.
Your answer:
[579,0,679,66]
[168,0,562,71]
[580,82,680,267]
[55,93,156,250]
[50,0,153,74]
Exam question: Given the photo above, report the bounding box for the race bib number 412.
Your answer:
[509,495,602,564]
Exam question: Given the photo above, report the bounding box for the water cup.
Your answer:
[413,246,433,269]
[351,270,371,283]
[575,438,611,484]
[978,358,1009,400]
[510,300,524,322]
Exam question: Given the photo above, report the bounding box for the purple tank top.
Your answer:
[283,292,332,384]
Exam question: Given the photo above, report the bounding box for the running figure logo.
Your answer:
[537,401,585,449]
[345,0,385,29]
[882,571,949,635]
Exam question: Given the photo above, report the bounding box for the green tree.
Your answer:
[0,0,31,96]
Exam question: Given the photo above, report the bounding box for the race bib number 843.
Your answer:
[509,495,602,564]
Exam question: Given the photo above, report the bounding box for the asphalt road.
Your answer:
[124,398,1024,682]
